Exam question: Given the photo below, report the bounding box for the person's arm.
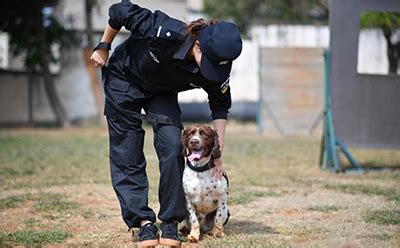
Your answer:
[203,83,231,180]
[212,119,226,180]
[107,1,153,37]
[90,24,119,68]
[213,119,226,152]
[91,1,155,68]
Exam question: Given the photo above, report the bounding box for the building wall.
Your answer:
[0,32,8,69]
[259,48,324,135]
[0,46,98,125]
[57,0,188,33]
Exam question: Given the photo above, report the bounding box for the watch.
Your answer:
[93,42,111,51]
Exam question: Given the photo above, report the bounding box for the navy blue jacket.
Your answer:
[106,1,231,120]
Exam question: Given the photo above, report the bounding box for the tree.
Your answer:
[204,0,329,35]
[360,12,400,74]
[84,0,105,119]
[0,0,75,127]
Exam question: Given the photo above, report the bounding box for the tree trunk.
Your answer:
[37,5,70,127]
[85,0,104,118]
[383,29,399,74]
[28,67,35,126]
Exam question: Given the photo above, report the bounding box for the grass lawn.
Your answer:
[0,122,399,247]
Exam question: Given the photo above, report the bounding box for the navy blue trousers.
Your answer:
[103,70,187,228]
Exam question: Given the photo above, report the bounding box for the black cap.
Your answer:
[199,22,242,82]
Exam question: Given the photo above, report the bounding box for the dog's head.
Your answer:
[181,125,221,162]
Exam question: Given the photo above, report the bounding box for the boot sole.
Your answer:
[159,237,180,247]
[137,239,158,247]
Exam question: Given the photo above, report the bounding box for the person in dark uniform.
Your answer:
[90,1,242,247]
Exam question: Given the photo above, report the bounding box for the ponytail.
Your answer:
[187,18,218,36]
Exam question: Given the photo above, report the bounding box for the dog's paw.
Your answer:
[211,225,225,237]
[179,226,190,236]
[187,233,200,243]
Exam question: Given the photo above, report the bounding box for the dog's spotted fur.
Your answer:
[181,125,229,242]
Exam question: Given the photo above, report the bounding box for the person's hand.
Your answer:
[90,49,109,68]
[212,158,225,180]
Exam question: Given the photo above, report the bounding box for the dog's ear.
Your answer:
[212,130,221,159]
[181,128,189,156]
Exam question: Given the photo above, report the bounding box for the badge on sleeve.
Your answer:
[220,77,230,94]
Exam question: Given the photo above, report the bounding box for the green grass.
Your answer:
[0,131,110,189]
[1,126,400,247]
[307,205,344,212]
[200,234,290,247]
[364,209,400,225]
[0,193,33,210]
[0,230,72,246]
[0,192,78,215]
[324,183,400,202]
[24,218,42,228]
[229,189,281,205]
[33,193,79,213]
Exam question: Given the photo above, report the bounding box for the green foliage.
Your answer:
[0,230,72,246]
[204,0,329,33]
[360,12,400,74]
[360,12,400,31]
[0,1,77,70]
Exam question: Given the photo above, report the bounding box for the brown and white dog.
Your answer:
[180,125,229,242]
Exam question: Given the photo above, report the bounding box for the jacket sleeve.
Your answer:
[203,84,232,120]
[108,1,154,38]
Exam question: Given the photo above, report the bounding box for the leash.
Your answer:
[101,66,183,128]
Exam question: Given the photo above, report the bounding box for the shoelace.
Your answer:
[139,223,154,237]
[163,222,177,235]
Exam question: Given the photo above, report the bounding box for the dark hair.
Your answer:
[187,18,218,36]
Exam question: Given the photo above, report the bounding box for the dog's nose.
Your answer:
[190,139,199,146]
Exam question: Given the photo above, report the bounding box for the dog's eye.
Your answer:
[201,133,209,139]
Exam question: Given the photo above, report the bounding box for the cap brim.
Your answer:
[200,54,232,82]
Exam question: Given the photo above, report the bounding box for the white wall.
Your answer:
[180,25,331,104]
[178,40,260,103]
[0,32,8,69]
[251,25,329,48]
[357,28,400,75]
[58,0,188,33]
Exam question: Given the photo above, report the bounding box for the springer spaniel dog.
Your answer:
[180,125,229,242]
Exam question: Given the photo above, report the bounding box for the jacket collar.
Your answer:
[173,34,196,60]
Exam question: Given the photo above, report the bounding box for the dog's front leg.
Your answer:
[211,192,228,237]
[185,198,200,242]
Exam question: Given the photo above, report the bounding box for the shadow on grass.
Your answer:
[341,160,400,172]
[225,219,278,235]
